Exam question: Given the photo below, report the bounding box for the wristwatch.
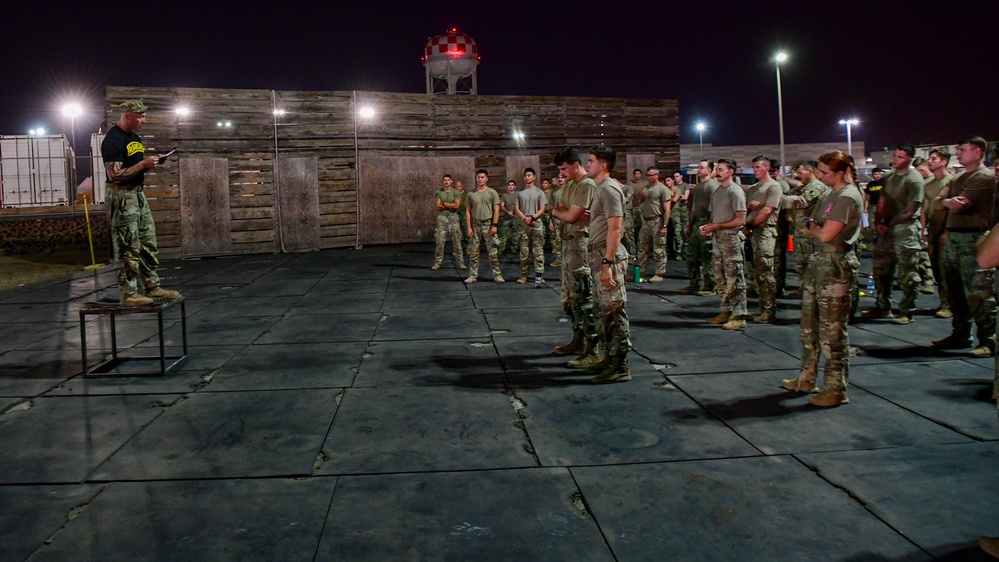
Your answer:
[601,258,612,265]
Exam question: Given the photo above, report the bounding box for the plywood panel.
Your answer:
[179,157,231,256]
[277,156,320,252]
[358,156,475,246]
[505,156,541,188]
[626,154,656,177]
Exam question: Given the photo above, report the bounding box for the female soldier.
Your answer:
[781,151,864,407]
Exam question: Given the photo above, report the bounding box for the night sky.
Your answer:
[3,1,997,158]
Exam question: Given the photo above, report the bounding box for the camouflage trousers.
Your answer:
[712,229,748,316]
[518,219,545,276]
[752,226,778,314]
[497,216,520,253]
[622,207,637,257]
[795,250,859,395]
[774,211,790,295]
[792,213,816,278]
[458,212,469,252]
[638,219,668,276]
[560,232,595,340]
[670,205,689,258]
[917,239,935,287]
[942,231,996,348]
[107,185,161,296]
[468,219,502,278]
[434,211,464,265]
[686,219,715,291]
[873,222,922,314]
[588,250,631,356]
[552,220,563,258]
[927,222,949,309]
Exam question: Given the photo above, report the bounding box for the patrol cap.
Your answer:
[118,100,148,113]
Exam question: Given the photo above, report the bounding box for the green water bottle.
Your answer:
[633,264,641,283]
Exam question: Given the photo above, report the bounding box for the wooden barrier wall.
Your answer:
[106,87,679,258]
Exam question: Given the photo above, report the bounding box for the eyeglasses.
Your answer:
[646,173,658,177]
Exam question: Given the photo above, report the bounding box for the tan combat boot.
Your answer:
[121,293,153,306]
[707,311,731,324]
[781,377,818,393]
[582,352,612,373]
[554,332,585,355]
[146,287,180,300]
[591,355,631,383]
[809,390,848,407]
[567,339,601,369]
[722,316,747,330]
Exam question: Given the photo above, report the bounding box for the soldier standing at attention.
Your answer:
[464,170,505,284]
[921,148,954,318]
[912,157,938,295]
[782,161,830,298]
[700,158,748,330]
[552,147,598,368]
[865,143,924,323]
[101,100,180,306]
[431,174,466,271]
[633,167,671,283]
[540,177,554,251]
[515,168,548,283]
[782,150,864,407]
[670,170,691,260]
[682,160,719,296]
[498,180,521,254]
[583,144,632,383]
[933,136,997,357]
[623,168,648,263]
[744,155,783,323]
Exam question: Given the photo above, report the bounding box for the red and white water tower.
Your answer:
[423,28,480,95]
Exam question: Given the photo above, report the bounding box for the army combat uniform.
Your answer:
[685,178,719,294]
[782,179,831,281]
[710,182,748,321]
[872,167,924,319]
[637,180,671,280]
[746,179,784,319]
[465,188,503,282]
[433,187,465,269]
[784,184,863,406]
[555,176,597,361]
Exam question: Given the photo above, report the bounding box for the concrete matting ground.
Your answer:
[1,243,998,560]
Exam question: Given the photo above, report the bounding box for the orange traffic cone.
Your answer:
[787,235,795,252]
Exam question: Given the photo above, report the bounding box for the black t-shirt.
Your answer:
[101,125,145,186]
[865,178,884,206]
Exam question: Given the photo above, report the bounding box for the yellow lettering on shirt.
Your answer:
[126,141,144,157]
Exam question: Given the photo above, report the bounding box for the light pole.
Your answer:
[353,94,376,248]
[838,118,859,160]
[696,122,706,159]
[61,102,83,154]
[774,52,787,174]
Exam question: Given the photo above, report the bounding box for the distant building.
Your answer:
[680,142,866,172]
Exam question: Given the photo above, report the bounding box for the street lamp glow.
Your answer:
[358,107,376,119]
[273,109,286,116]
[774,53,788,174]
[775,52,788,63]
[696,123,706,132]
[175,106,190,116]
[61,103,83,118]
[839,118,860,157]
[695,122,706,158]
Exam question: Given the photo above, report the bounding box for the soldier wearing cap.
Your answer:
[101,100,180,306]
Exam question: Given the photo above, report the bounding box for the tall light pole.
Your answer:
[774,52,787,174]
[696,122,706,159]
[61,102,83,154]
[839,118,859,160]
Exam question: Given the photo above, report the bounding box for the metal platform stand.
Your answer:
[79,296,188,378]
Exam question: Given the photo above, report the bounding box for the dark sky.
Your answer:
[3,1,997,156]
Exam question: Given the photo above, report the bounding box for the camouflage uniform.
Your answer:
[498,192,520,253]
[783,180,831,279]
[550,187,563,260]
[747,179,783,316]
[468,219,502,279]
[637,181,671,277]
[620,183,638,257]
[712,229,748,317]
[923,173,952,310]
[107,186,161,295]
[457,190,469,253]
[792,184,863,398]
[686,179,718,291]
[588,176,631,358]
[670,182,690,258]
[873,168,924,315]
[433,188,464,267]
[518,219,546,277]
[561,178,597,342]
[938,163,998,350]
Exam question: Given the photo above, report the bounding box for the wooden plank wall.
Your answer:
[107,87,678,258]
[179,157,232,256]
[277,156,320,252]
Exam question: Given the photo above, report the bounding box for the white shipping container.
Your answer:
[0,135,74,207]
